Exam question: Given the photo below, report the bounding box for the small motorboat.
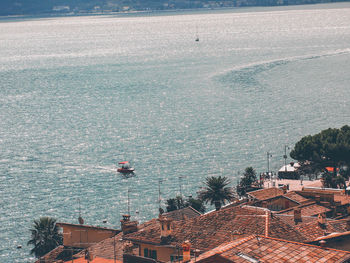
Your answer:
[117,161,134,174]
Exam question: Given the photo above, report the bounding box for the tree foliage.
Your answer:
[236,167,258,197]
[27,217,63,258]
[165,195,205,213]
[290,125,350,188]
[290,125,350,169]
[199,176,234,211]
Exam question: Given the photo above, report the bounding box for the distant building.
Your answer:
[52,6,70,12]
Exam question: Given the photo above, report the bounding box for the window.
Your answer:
[144,248,157,260]
[151,250,157,260]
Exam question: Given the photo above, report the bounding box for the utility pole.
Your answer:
[267,152,272,175]
[158,179,163,210]
[284,145,289,172]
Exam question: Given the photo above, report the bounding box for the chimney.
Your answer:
[293,207,302,224]
[182,240,191,262]
[265,210,271,237]
[318,213,326,229]
[282,185,287,194]
[158,215,173,241]
[120,215,138,235]
[319,240,326,247]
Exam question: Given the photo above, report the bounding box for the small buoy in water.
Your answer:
[17,245,22,249]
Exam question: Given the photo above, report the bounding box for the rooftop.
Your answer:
[190,235,350,263]
[162,206,202,221]
[57,222,120,232]
[276,202,331,217]
[247,188,284,201]
[283,191,309,204]
[124,205,307,251]
[264,179,322,191]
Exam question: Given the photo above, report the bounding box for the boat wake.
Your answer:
[214,48,350,84]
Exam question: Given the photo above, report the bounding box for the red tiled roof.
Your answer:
[163,206,202,221]
[190,235,350,263]
[124,206,307,252]
[283,191,309,204]
[295,219,349,242]
[74,232,127,261]
[247,188,284,201]
[276,202,331,217]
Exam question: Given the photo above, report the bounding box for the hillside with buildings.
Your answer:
[0,0,348,16]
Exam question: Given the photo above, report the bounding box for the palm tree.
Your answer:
[199,176,234,211]
[27,217,63,258]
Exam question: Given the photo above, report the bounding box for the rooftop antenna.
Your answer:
[158,179,163,210]
[127,188,130,215]
[284,145,290,172]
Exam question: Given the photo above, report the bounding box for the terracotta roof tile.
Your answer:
[247,188,284,201]
[190,235,350,263]
[124,205,307,252]
[283,191,309,204]
[276,202,331,217]
[163,206,202,221]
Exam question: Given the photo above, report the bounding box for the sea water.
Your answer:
[1,3,350,261]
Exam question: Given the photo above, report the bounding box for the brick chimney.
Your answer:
[293,207,302,224]
[319,240,326,247]
[120,215,138,235]
[158,215,173,240]
[282,185,287,194]
[182,240,191,262]
[318,213,326,229]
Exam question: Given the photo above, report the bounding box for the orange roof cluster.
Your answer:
[247,188,284,201]
[124,206,306,251]
[190,235,350,263]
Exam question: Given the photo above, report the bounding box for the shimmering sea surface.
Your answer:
[1,3,350,261]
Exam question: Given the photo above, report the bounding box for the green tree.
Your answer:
[236,167,258,197]
[166,196,185,212]
[187,197,206,214]
[165,195,206,213]
[290,125,350,188]
[290,125,350,172]
[27,217,63,258]
[199,176,234,211]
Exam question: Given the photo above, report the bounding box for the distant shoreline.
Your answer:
[1,2,349,21]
